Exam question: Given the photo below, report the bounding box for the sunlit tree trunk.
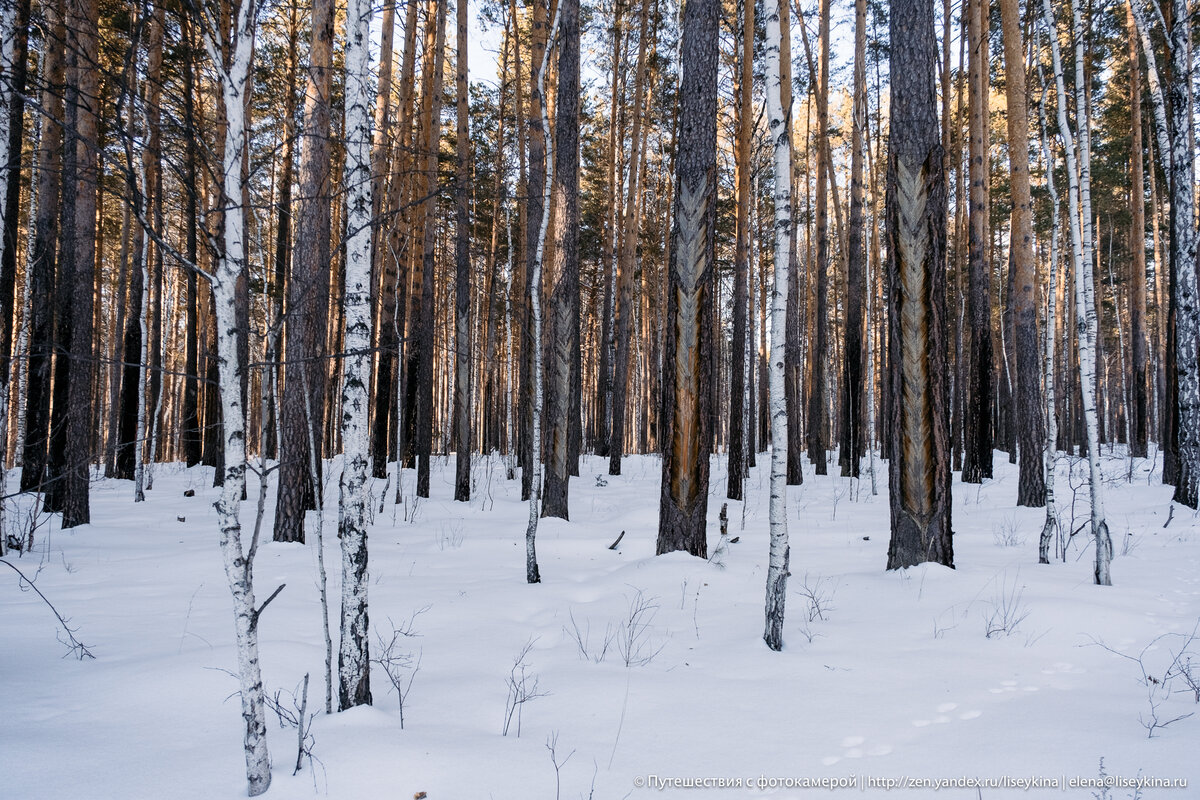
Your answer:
[200,0,272,787]
[1000,0,1045,506]
[453,0,472,502]
[543,0,580,519]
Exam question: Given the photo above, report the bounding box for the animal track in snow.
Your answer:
[824,736,892,765]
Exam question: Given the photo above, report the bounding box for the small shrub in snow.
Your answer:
[991,515,1025,548]
[565,609,616,663]
[982,572,1031,639]
[502,637,547,737]
[264,673,316,776]
[1089,621,1200,737]
[616,589,666,668]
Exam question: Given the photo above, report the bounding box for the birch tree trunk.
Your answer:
[526,0,562,583]
[1040,0,1112,584]
[201,0,272,788]
[1165,0,1198,508]
[885,0,953,570]
[0,0,13,547]
[1036,80,1062,564]
[338,0,373,710]
[763,0,792,650]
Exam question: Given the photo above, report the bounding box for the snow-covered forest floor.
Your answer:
[2,449,1198,799]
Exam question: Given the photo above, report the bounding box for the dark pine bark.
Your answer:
[999,0,1044,506]
[839,0,867,479]
[727,0,751,501]
[1126,12,1149,459]
[452,0,472,502]
[180,15,202,466]
[806,0,831,476]
[961,0,992,484]
[885,0,953,570]
[657,0,716,559]
[20,0,59,495]
[275,0,334,540]
[44,20,80,516]
[542,0,580,520]
[785,226,803,485]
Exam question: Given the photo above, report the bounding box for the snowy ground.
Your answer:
[2,449,1198,799]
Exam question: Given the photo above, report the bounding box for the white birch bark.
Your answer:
[865,218,877,497]
[337,0,374,709]
[13,114,38,472]
[525,0,561,583]
[200,0,272,789]
[505,206,516,479]
[763,0,792,651]
[0,0,15,554]
[1126,0,1173,176]
[1036,78,1061,563]
[1040,0,1112,584]
[1165,0,1198,508]
[133,178,150,503]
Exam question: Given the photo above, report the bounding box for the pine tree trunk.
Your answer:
[1000,0,1046,506]
[608,0,652,476]
[727,0,752,501]
[412,0,445,498]
[452,0,473,502]
[782,4,803,487]
[885,0,953,570]
[1124,11,1149,460]
[839,0,868,479]
[658,0,716,559]
[806,0,832,475]
[962,0,993,484]
[543,0,580,519]
[276,0,334,541]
